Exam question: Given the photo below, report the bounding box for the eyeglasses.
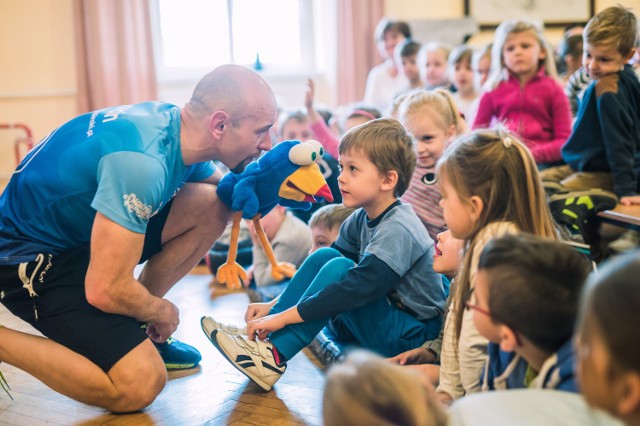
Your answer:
[465,301,491,317]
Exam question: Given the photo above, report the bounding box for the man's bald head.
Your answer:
[188,64,275,125]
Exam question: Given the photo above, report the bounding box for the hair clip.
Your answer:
[502,137,513,148]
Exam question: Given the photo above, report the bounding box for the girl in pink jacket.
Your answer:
[473,19,572,167]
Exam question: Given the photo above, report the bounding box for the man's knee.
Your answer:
[106,342,167,412]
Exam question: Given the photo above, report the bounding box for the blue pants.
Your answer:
[269,247,441,360]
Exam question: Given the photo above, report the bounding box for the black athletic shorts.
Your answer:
[0,200,173,372]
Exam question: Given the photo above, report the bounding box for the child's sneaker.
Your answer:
[200,315,247,336]
[549,190,618,234]
[141,323,202,370]
[201,318,286,391]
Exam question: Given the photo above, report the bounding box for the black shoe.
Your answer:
[549,190,617,234]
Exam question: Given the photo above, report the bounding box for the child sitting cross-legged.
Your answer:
[472,234,592,392]
[201,118,447,391]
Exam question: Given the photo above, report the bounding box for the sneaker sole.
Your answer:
[200,317,274,391]
[548,189,618,204]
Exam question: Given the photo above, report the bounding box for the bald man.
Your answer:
[0,65,276,411]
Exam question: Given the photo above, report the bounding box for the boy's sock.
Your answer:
[271,344,288,367]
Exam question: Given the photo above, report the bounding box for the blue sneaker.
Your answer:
[141,323,202,370]
[153,337,202,370]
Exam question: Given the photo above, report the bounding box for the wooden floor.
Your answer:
[0,266,326,425]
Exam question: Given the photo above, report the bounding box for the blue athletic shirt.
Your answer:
[0,102,215,264]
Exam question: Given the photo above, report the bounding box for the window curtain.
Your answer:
[73,0,157,113]
[336,0,384,106]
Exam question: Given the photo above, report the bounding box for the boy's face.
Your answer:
[453,58,474,95]
[404,107,455,169]
[338,150,387,211]
[309,224,340,254]
[576,319,621,416]
[280,119,313,143]
[583,42,635,80]
[471,269,502,343]
[401,54,421,85]
[423,49,449,87]
[433,229,464,276]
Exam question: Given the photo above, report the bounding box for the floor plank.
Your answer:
[0,267,325,425]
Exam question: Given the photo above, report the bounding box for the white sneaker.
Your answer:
[200,315,247,337]
[201,322,286,391]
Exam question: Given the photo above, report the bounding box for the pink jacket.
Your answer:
[472,68,572,164]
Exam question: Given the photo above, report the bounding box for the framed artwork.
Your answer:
[465,0,594,28]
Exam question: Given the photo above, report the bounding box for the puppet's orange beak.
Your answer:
[278,163,334,203]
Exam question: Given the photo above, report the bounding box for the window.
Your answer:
[151,0,317,80]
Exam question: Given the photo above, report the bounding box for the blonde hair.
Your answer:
[487,19,557,90]
[309,204,355,231]
[398,89,465,136]
[323,350,448,426]
[339,118,416,197]
[585,5,638,55]
[436,128,557,341]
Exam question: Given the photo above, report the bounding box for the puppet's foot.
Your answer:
[270,262,297,281]
[216,262,248,289]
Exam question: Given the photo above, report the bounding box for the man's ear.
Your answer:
[468,195,484,222]
[209,111,229,139]
[498,325,519,352]
[617,372,640,417]
[382,170,399,192]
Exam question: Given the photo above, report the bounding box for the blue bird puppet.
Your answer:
[216,140,333,288]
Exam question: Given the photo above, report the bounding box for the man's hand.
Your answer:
[145,300,180,343]
[388,347,436,365]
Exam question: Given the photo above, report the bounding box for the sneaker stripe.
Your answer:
[576,196,594,209]
[262,361,285,374]
[562,209,579,219]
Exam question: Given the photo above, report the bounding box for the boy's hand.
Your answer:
[388,347,436,365]
[619,195,640,206]
[244,301,272,323]
[247,312,288,340]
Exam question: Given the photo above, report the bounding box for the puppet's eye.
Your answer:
[288,142,315,165]
[306,140,324,161]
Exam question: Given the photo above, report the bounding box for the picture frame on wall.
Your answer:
[464,0,595,28]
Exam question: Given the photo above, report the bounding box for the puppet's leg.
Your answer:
[252,215,297,281]
[216,211,247,289]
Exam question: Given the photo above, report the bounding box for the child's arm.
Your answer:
[305,79,340,159]
[529,83,572,164]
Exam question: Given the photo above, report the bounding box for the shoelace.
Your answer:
[234,335,270,360]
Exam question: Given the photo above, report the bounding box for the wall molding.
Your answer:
[0,89,76,99]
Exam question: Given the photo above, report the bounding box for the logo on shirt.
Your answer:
[123,193,153,220]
